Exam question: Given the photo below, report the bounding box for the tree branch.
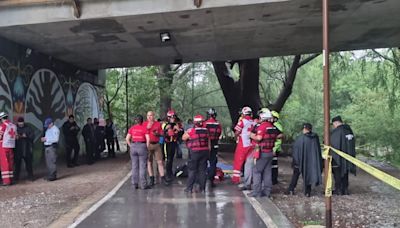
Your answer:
[372,49,396,65]
[299,53,320,68]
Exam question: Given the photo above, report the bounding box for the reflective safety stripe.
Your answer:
[272,157,278,161]
[272,165,279,168]
[2,174,13,178]
[1,171,13,174]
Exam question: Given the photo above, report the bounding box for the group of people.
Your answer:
[231,106,356,198]
[0,112,35,186]
[126,109,222,192]
[0,111,122,185]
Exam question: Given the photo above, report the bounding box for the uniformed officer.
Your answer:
[0,112,17,186]
[204,108,222,187]
[15,117,34,181]
[163,110,183,180]
[62,115,80,167]
[41,118,60,181]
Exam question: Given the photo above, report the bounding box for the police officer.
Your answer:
[126,115,150,190]
[62,115,80,167]
[0,112,17,186]
[182,114,210,193]
[82,118,95,165]
[204,108,222,187]
[163,110,183,179]
[41,118,60,181]
[105,119,115,158]
[248,110,283,197]
[15,117,34,181]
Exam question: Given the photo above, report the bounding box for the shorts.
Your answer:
[147,143,163,162]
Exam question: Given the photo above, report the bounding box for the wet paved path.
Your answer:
[77,178,267,228]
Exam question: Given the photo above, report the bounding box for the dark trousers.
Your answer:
[85,140,94,164]
[186,151,208,191]
[106,138,115,157]
[66,140,80,166]
[272,154,278,184]
[115,137,120,151]
[333,168,349,194]
[14,151,33,180]
[208,140,219,181]
[288,167,311,194]
[165,142,177,178]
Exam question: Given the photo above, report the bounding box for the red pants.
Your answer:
[0,147,14,185]
[232,142,252,184]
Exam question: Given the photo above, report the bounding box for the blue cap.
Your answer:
[44,118,53,128]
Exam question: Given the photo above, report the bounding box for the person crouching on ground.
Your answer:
[248,110,283,198]
[182,114,210,193]
[126,115,151,190]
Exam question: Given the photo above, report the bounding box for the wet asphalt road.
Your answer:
[77,178,267,228]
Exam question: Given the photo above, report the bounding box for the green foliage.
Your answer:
[105,48,400,164]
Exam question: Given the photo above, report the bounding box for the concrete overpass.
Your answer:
[0,0,399,70]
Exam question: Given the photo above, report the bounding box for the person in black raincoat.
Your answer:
[15,117,35,181]
[62,115,81,167]
[285,123,323,197]
[331,116,356,195]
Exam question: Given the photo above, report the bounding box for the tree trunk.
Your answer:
[213,59,261,125]
[157,65,174,119]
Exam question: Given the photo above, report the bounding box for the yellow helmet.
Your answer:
[271,111,280,119]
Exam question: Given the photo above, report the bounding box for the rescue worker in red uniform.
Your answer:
[163,110,183,180]
[144,111,169,186]
[248,110,283,197]
[126,115,150,190]
[232,107,255,184]
[182,114,210,193]
[204,108,222,187]
[0,112,17,186]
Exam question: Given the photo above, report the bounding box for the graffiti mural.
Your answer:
[0,68,13,119]
[25,69,67,131]
[74,82,100,127]
[0,37,104,164]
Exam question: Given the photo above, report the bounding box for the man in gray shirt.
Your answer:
[41,118,60,181]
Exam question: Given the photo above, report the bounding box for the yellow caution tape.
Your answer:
[323,145,400,191]
[325,155,333,197]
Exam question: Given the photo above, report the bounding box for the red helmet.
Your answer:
[193,114,204,125]
[167,109,176,117]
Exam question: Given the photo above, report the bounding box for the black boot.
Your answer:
[149,176,155,186]
[161,176,170,186]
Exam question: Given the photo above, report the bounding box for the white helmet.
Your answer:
[259,111,272,121]
[241,106,252,116]
[0,112,8,119]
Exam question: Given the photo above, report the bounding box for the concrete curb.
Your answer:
[48,162,131,228]
[243,190,294,228]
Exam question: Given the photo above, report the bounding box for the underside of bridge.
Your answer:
[0,0,399,70]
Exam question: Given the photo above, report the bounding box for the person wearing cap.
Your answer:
[182,114,210,193]
[232,106,255,185]
[285,123,322,197]
[331,115,356,195]
[163,110,183,180]
[204,108,222,187]
[41,117,60,181]
[62,115,81,167]
[126,115,151,190]
[15,117,34,181]
[0,112,17,186]
[271,111,283,185]
[144,111,169,186]
[248,110,283,197]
